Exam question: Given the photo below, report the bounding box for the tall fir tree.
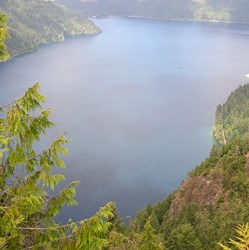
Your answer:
[0,83,116,249]
[0,13,117,249]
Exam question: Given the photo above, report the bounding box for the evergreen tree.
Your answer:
[218,223,249,250]
[139,219,164,250]
[0,83,116,249]
[166,223,202,250]
[0,14,116,249]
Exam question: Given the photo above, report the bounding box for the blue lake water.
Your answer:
[0,18,249,221]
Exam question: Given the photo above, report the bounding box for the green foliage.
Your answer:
[166,223,202,250]
[109,220,140,250]
[134,196,249,249]
[133,136,249,250]
[109,218,164,250]
[213,84,249,145]
[134,194,176,235]
[139,220,164,250]
[117,83,249,249]
[189,139,249,199]
[0,0,101,58]
[0,83,116,249]
[218,223,249,250]
[0,13,9,61]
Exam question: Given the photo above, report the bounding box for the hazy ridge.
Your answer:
[56,0,249,24]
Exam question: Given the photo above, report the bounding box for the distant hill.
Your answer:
[55,0,249,23]
[0,0,101,58]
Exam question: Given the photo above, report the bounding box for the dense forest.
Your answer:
[127,84,249,249]
[133,138,249,249]
[56,0,249,23]
[213,84,249,145]
[0,0,101,58]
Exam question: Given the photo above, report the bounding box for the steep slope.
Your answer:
[56,0,249,23]
[135,141,249,249]
[213,83,249,145]
[134,84,249,249]
[0,0,101,58]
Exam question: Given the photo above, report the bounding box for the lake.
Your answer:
[0,18,249,221]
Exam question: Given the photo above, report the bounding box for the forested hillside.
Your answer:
[132,138,249,249]
[213,83,249,145]
[129,84,249,249]
[0,0,101,58]
[56,0,249,23]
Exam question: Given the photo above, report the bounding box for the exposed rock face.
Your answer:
[170,150,249,220]
[170,166,224,219]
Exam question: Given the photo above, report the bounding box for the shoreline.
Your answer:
[2,31,101,62]
[91,14,249,25]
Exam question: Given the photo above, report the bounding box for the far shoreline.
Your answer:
[1,32,101,63]
[90,14,249,25]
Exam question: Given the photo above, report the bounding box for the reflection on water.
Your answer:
[0,18,249,220]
